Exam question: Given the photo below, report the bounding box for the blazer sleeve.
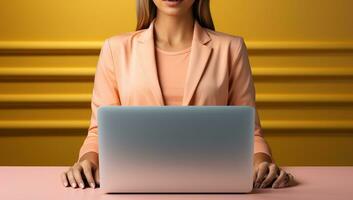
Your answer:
[228,38,273,159]
[78,39,121,160]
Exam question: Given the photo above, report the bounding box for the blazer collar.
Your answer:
[137,18,211,45]
[135,18,213,106]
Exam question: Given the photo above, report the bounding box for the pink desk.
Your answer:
[0,166,352,200]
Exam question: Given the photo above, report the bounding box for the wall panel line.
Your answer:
[1,94,353,104]
[1,67,353,79]
[1,41,353,55]
[1,120,352,131]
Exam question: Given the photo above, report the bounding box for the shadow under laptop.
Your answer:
[96,181,302,200]
[97,190,276,200]
[93,176,300,200]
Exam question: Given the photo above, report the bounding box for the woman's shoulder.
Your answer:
[102,29,146,50]
[205,28,246,49]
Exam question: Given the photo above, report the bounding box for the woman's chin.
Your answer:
[159,9,186,17]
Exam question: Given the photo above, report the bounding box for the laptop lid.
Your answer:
[98,106,254,193]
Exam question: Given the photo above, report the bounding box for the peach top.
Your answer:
[78,19,272,160]
[155,46,191,105]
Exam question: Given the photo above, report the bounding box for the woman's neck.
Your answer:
[153,11,194,51]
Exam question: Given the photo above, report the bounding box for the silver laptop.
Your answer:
[98,106,254,193]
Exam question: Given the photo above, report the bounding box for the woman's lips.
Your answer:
[162,0,182,7]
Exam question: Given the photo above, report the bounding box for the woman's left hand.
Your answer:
[253,154,295,189]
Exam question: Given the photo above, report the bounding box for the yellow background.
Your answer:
[0,0,353,166]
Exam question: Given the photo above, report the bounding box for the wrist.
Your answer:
[253,152,273,167]
[79,152,99,166]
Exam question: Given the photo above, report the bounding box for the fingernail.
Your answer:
[72,182,77,188]
[90,182,95,188]
[63,182,68,187]
[79,183,84,188]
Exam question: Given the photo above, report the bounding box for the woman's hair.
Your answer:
[136,0,215,31]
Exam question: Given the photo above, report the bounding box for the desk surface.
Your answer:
[0,166,352,200]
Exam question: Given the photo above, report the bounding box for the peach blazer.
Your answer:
[79,19,272,160]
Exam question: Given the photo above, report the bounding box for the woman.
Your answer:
[61,0,294,190]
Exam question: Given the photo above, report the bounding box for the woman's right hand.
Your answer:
[61,152,100,189]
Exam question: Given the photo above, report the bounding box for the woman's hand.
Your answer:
[61,152,100,189]
[253,153,294,189]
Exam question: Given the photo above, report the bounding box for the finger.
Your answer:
[61,172,69,187]
[287,173,295,186]
[260,164,279,188]
[279,173,291,188]
[72,164,85,189]
[255,162,269,188]
[272,170,286,188]
[67,169,77,188]
[82,161,95,188]
[252,167,258,187]
[94,167,100,186]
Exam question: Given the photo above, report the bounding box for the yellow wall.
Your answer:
[0,0,353,166]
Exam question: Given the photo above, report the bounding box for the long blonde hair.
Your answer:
[136,0,215,31]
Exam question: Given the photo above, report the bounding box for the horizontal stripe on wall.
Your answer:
[1,67,353,79]
[1,41,353,54]
[0,94,352,104]
[0,67,95,77]
[0,120,353,131]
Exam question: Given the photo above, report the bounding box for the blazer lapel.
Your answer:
[136,19,165,105]
[136,19,212,106]
[182,20,212,105]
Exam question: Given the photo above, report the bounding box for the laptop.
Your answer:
[98,106,254,193]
